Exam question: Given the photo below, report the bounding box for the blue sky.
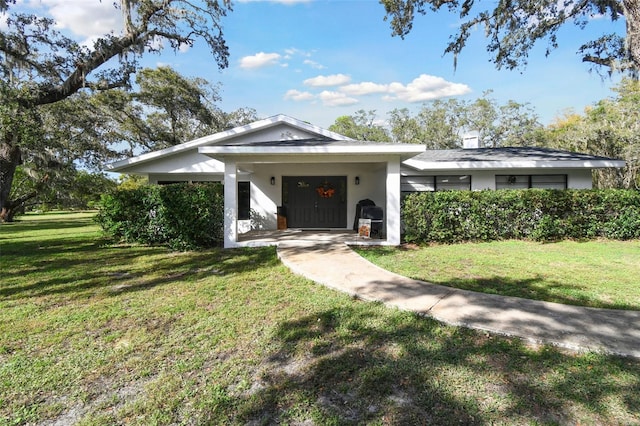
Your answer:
[5,0,626,129]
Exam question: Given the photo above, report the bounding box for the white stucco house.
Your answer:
[106,114,626,248]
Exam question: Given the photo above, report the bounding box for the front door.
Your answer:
[282,176,347,229]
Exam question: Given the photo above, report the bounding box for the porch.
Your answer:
[236,228,391,247]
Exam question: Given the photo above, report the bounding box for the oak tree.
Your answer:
[0,0,232,221]
[381,0,639,75]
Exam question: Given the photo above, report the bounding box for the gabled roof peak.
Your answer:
[106,114,353,171]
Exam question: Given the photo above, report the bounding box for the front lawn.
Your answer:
[355,240,640,310]
[1,212,640,425]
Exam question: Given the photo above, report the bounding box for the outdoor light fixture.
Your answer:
[270,176,276,185]
[355,176,360,185]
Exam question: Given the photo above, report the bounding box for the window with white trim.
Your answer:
[401,175,471,193]
[496,175,567,190]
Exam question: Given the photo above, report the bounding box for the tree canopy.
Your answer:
[544,78,640,188]
[0,0,231,106]
[381,0,638,75]
[328,110,392,142]
[0,0,232,221]
[3,65,258,221]
[387,93,543,147]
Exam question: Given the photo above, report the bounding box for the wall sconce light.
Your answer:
[355,176,360,185]
[270,176,276,185]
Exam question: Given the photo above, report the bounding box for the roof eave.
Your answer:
[403,159,627,171]
[198,145,425,162]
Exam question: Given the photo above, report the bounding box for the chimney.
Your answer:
[462,131,480,149]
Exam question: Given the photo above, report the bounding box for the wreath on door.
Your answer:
[316,181,336,198]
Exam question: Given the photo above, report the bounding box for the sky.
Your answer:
[3,0,627,129]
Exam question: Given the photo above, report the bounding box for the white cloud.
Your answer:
[383,74,471,102]
[285,87,359,106]
[284,47,312,58]
[35,0,122,42]
[20,0,199,51]
[337,74,470,102]
[239,52,282,69]
[318,91,359,107]
[285,73,469,108]
[303,74,351,87]
[284,89,315,101]
[303,59,325,70]
[339,82,389,96]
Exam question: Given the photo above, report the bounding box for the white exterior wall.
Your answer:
[122,150,225,175]
[232,124,321,143]
[470,171,496,190]
[567,169,593,189]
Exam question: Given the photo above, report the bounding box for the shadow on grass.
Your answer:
[355,246,636,311]
[234,306,640,424]
[0,216,97,235]
[429,276,631,309]
[1,234,279,300]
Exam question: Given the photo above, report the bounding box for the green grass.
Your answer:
[1,212,640,425]
[355,239,640,310]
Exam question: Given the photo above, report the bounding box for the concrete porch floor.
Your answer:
[237,229,389,247]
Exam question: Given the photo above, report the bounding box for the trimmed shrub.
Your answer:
[96,183,224,250]
[402,189,640,244]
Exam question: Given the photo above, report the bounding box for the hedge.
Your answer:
[96,183,224,250]
[401,189,640,244]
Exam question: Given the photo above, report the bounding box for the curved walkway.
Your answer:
[277,240,640,358]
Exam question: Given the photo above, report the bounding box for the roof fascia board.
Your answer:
[198,146,425,164]
[198,145,425,155]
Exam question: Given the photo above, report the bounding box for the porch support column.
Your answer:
[223,159,238,248]
[386,157,401,245]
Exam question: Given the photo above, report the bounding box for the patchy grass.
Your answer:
[355,240,640,310]
[1,212,640,425]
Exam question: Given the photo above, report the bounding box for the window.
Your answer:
[435,175,471,191]
[401,175,471,194]
[495,175,530,190]
[531,175,568,189]
[238,181,250,220]
[496,175,567,190]
[401,176,435,192]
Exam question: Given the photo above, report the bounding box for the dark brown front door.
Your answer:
[282,176,347,229]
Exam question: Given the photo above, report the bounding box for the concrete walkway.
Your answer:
[277,240,640,358]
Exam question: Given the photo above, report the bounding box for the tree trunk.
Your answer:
[0,141,21,222]
[624,0,640,74]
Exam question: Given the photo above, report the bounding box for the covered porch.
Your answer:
[198,146,425,248]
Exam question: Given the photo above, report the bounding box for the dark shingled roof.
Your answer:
[411,147,622,163]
